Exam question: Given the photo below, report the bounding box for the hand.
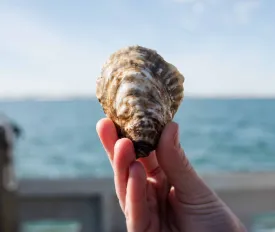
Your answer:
[97,118,246,232]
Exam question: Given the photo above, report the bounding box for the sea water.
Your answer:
[0,98,275,179]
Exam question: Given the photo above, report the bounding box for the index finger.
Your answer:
[96,118,118,165]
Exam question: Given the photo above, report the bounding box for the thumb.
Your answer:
[156,122,216,204]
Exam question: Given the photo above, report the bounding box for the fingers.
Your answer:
[139,151,162,177]
[125,162,150,232]
[113,138,136,212]
[157,122,215,204]
[113,138,151,231]
[97,118,162,178]
[139,151,169,220]
[96,118,118,165]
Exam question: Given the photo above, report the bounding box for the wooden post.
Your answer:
[0,117,21,232]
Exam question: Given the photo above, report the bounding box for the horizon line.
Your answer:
[1,94,275,101]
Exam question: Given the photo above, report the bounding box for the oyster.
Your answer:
[96,45,184,158]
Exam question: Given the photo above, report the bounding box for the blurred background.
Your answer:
[0,0,275,231]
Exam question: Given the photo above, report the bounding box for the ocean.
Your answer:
[0,98,275,179]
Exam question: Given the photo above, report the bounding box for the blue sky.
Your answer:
[0,0,274,98]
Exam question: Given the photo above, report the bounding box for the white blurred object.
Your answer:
[21,220,82,232]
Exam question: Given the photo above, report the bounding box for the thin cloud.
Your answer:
[181,1,206,32]
[233,0,261,25]
[179,0,261,32]
[172,0,197,3]
[172,0,215,4]
[193,2,205,15]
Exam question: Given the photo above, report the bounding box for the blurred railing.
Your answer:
[18,173,275,232]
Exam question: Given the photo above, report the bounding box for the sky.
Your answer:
[0,0,274,98]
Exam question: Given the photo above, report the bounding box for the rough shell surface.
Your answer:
[96,45,185,158]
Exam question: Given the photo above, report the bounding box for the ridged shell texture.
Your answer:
[96,45,185,158]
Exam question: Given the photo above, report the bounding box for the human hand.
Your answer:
[97,118,246,232]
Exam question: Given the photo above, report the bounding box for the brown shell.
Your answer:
[96,45,185,158]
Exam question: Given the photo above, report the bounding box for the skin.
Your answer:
[97,118,247,232]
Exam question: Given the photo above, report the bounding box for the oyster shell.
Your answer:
[96,45,184,158]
